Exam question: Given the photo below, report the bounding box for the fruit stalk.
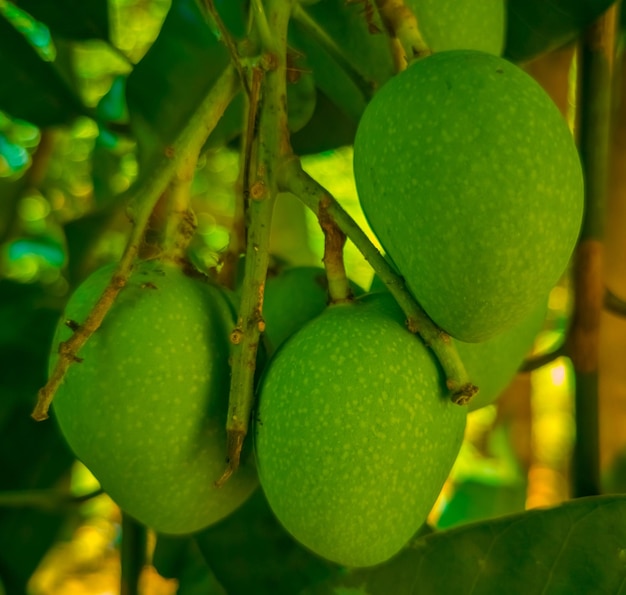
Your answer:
[319,197,352,303]
[568,5,618,498]
[218,0,293,484]
[374,0,431,65]
[278,157,477,404]
[32,65,240,421]
[219,67,264,288]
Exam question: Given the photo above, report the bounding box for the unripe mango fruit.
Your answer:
[263,266,364,354]
[408,0,505,55]
[50,260,258,533]
[457,297,547,411]
[366,288,547,411]
[353,50,583,342]
[254,292,467,567]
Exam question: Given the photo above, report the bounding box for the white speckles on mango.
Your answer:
[353,50,583,342]
[50,260,258,534]
[255,293,467,568]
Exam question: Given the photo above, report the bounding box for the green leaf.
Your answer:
[154,535,227,595]
[0,280,74,593]
[287,0,393,153]
[125,0,245,172]
[12,0,109,40]
[195,489,340,595]
[504,0,617,63]
[437,480,527,529]
[305,496,626,594]
[0,14,86,126]
[290,90,357,155]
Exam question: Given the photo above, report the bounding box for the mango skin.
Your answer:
[353,50,583,342]
[263,266,364,354]
[408,0,505,55]
[254,293,467,567]
[50,261,258,534]
[458,297,547,411]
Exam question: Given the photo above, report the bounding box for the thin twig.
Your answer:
[278,157,477,405]
[218,66,264,289]
[216,0,294,485]
[604,287,626,317]
[199,0,250,95]
[291,3,377,98]
[0,488,103,510]
[32,66,240,421]
[520,344,566,372]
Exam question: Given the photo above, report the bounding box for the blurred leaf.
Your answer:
[195,489,340,595]
[604,448,626,494]
[287,0,393,152]
[7,236,66,269]
[97,76,128,124]
[154,535,227,595]
[12,0,109,40]
[294,0,393,87]
[290,90,357,154]
[0,14,86,126]
[437,480,527,529]
[126,0,245,173]
[0,280,74,594]
[305,496,626,594]
[91,133,127,204]
[504,0,617,63]
[289,17,367,128]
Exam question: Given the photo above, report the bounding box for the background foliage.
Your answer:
[1,0,626,593]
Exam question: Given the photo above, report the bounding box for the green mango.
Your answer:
[254,292,467,567]
[408,0,506,55]
[262,266,364,354]
[459,297,547,411]
[50,260,258,534]
[365,287,546,411]
[353,50,583,342]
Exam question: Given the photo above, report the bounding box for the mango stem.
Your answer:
[278,156,477,405]
[31,66,240,421]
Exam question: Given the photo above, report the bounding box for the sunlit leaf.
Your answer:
[305,496,626,594]
[0,15,86,127]
[505,0,617,63]
[437,480,527,529]
[97,76,128,124]
[12,0,109,40]
[0,131,29,175]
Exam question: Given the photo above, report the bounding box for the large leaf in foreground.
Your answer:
[305,496,626,594]
[195,490,339,595]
